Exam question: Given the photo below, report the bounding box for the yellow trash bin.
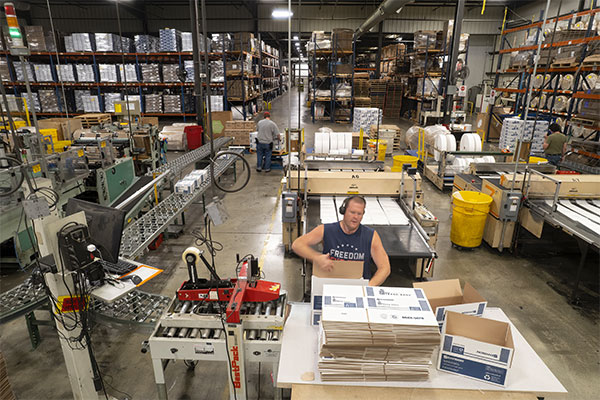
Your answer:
[450,191,493,248]
[528,156,548,164]
[367,139,387,161]
[393,155,419,169]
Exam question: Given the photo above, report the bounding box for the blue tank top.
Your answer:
[322,222,375,279]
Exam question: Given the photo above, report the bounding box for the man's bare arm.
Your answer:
[369,231,391,286]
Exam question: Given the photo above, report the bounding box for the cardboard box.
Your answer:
[313,260,363,279]
[413,279,487,328]
[38,118,83,141]
[474,111,502,141]
[483,214,515,249]
[310,276,367,325]
[208,111,233,136]
[438,311,514,386]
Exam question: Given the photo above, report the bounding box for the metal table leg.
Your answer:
[152,358,168,400]
[571,238,589,304]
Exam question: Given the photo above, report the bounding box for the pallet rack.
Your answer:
[308,32,355,123]
[488,4,600,140]
[0,34,282,121]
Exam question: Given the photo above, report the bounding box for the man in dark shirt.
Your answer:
[292,195,391,286]
[543,123,568,166]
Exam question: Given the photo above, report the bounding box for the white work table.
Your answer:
[277,303,566,399]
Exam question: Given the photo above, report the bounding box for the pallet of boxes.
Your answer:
[223,120,256,146]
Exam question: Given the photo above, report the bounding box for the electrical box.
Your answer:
[282,192,298,223]
[206,197,228,226]
[499,191,522,222]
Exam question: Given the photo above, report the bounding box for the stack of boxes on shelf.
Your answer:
[380,43,406,77]
[222,120,256,146]
[2,26,281,116]
[499,117,549,154]
[369,80,387,109]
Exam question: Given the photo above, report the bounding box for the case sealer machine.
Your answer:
[146,248,287,400]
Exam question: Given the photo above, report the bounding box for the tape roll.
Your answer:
[434,134,447,161]
[560,74,574,91]
[446,134,457,152]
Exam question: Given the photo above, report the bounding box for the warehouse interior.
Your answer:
[0,0,599,399]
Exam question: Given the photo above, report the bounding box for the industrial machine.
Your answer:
[146,248,286,400]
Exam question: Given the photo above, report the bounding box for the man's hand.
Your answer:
[314,253,334,272]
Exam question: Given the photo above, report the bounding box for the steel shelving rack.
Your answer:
[308,34,355,123]
[488,4,600,140]
[0,36,283,121]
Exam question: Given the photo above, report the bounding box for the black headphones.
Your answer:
[339,195,366,215]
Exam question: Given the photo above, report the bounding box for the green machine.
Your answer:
[94,157,136,205]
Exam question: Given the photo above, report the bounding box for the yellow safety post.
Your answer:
[358,128,364,150]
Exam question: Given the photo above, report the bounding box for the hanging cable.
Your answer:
[45,0,70,119]
[115,0,135,145]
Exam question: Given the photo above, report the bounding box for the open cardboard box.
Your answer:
[310,275,367,325]
[438,311,514,386]
[413,279,487,328]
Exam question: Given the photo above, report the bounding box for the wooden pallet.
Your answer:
[551,57,578,68]
[74,113,111,128]
[582,54,600,68]
[571,116,600,129]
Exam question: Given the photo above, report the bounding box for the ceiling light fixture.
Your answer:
[272,9,293,19]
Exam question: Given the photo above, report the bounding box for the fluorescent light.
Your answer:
[293,35,299,41]
[397,37,403,42]
[272,9,293,19]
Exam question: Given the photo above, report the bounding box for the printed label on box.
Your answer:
[439,353,508,386]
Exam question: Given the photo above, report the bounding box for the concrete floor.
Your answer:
[0,88,599,400]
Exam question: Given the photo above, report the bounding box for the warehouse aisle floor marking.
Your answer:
[259,180,283,272]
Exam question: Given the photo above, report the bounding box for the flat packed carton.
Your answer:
[310,276,367,325]
[438,311,514,386]
[413,279,486,328]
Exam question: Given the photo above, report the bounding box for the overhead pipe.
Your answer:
[355,0,411,38]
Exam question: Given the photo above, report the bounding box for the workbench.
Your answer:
[277,303,566,399]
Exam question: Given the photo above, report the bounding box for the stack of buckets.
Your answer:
[450,191,493,248]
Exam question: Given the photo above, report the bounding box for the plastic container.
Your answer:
[450,191,493,248]
[367,139,387,161]
[528,156,548,164]
[184,125,203,150]
[393,155,419,169]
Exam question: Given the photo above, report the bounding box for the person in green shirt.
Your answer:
[543,123,568,166]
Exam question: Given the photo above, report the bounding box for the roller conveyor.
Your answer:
[119,148,244,259]
[147,136,232,177]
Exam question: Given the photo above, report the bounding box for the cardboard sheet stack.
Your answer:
[13,63,35,82]
[499,117,549,153]
[82,95,101,113]
[353,108,382,133]
[318,285,440,381]
[95,33,120,52]
[319,196,409,226]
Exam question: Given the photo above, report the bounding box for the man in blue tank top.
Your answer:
[292,195,391,286]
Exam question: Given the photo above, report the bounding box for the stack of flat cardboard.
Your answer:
[223,120,256,146]
[318,285,440,382]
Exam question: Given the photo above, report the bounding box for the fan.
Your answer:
[452,59,470,82]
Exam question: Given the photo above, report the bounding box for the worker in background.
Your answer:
[543,123,568,166]
[292,196,391,286]
[255,111,279,173]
